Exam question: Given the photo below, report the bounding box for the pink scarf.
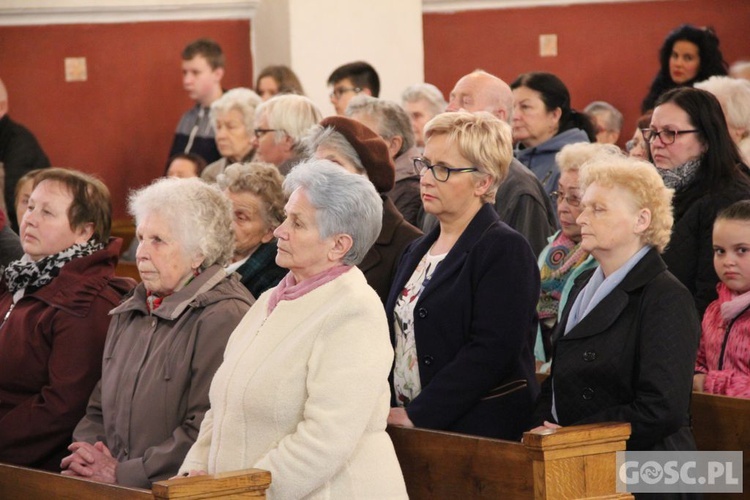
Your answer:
[267,264,351,314]
[720,287,750,322]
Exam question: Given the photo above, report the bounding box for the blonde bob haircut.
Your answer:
[579,157,674,253]
[556,142,624,176]
[424,111,511,203]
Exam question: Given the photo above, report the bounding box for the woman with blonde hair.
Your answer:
[386,111,540,440]
[533,157,700,453]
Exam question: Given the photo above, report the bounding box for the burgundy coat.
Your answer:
[0,238,135,471]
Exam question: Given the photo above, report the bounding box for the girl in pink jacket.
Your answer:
[695,200,750,398]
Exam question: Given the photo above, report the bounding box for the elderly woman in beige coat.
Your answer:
[60,178,253,487]
[179,160,407,499]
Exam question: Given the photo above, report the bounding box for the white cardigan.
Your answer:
[180,267,407,499]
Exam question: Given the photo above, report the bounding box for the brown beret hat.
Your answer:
[318,116,395,193]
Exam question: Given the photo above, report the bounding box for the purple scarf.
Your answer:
[267,264,351,314]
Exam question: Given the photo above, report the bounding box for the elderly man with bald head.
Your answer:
[424,70,557,256]
[0,78,50,231]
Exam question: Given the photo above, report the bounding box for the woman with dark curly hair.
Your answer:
[641,24,728,113]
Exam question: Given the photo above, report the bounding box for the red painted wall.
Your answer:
[0,20,252,218]
[424,0,750,148]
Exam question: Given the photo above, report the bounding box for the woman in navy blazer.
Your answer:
[386,112,540,440]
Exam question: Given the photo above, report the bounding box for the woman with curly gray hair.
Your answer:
[62,177,254,488]
[218,162,287,298]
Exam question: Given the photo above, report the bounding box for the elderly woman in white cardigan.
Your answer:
[179,160,407,499]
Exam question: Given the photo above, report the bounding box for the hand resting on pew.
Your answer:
[60,441,117,484]
[169,469,207,479]
[528,420,562,435]
[388,408,415,428]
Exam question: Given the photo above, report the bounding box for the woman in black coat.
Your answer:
[533,156,700,452]
[386,111,539,440]
[648,87,750,316]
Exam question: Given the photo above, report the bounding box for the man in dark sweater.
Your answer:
[0,78,50,231]
[167,38,225,166]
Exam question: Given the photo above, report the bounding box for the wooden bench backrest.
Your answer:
[388,422,633,499]
[0,464,271,499]
[691,391,750,499]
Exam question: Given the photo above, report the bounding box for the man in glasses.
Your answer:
[327,61,380,115]
[426,70,557,257]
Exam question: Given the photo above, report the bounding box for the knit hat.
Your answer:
[319,116,395,193]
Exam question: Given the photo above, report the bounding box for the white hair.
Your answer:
[346,95,415,154]
[210,87,262,135]
[584,101,624,132]
[283,159,382,266]
[401,83,446,117]
[255,94,323,155]
[128,177,234,268]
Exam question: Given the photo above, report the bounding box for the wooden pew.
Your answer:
[691,391,750,500]
[116,260,142,282]
[0,464,271,499]
[111,218,136,253]
[387,422,633,499]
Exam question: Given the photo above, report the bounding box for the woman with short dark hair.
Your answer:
[0,168,135,471]
[511,72,595,195]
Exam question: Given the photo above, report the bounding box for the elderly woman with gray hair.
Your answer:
[202,88,262,183]
[305,115,421,304]
[347,94,423,227]
[61,178,254,487]
[695,75,750,163]
[217,162,287,298]
[179,160,408,499]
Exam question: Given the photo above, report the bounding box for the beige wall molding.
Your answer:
[423,0,655,13]
[0,1,260,26]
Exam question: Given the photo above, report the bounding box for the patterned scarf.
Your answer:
[537,232,589,321]
[656,158,701,191]
[3,240,104,294]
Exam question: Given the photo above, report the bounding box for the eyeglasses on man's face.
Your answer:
[640,128,699,145]
[329,87,361,100]
[253,128,277,138]
[413,157,478,182]
[550,190,582,207]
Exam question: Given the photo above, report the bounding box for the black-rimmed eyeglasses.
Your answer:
[640,128,699,145]
[413,157,478,182]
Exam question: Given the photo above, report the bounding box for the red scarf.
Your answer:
[267,265,351,314]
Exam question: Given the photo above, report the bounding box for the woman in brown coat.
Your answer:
[61,177,253,487]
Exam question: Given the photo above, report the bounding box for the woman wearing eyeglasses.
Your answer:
[647,87,750,315]
[386,111,540,440]
[252,94,322,175]
[534,143,621,372]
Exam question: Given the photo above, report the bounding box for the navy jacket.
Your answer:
[386,203,540,440]
[535,248,700,451]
